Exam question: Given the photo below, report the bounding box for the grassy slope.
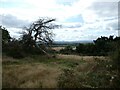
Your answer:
[2,54,111,88]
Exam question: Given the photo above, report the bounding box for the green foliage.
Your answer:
[110,40,120,72]
[59,36,120,56]
[3,37,44,59]
[57,56,120,88]
[111,49,120,70]
[76,43,84,53]
[76,43,97,56]
[58,60,79,68]
[93,57,120,88]
[86,72,111,88]
[1,26,24,58]
[1,27,23,58]
[20,33,35,49]
[60,45,75,54]
[2,17,59,58]
[57,67,111,88]
[76,36,120,56]
[57,68,84,88]
[4,39,25,59]
[0,26,11,45]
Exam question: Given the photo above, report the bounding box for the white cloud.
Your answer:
[90,2,118,17]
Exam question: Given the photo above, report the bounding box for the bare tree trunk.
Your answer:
[39,47,51,58]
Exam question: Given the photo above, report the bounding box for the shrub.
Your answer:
[57,68,85,88]
[5,40,25,59]
[107,48,120,88]
[76,43,84,54]
[59,45,74,54]
[110,48,120,71]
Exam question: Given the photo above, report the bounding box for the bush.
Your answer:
[57,68,85,88]
[59,45,74,54]
[108,41,120,88]
[3,37,46,58]
[76,43,98,56]
[76,36,120,56]
[76,43,84,53]
[4,40,25,59]
[110,49,120,71]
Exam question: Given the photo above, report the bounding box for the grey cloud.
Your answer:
[73,30,79,32]
[1,14,30,28]
[104,17,118,21]
[102,17,118,31]
[89,2,118,17]
[62,24,82,29]
[66,25,82,28]
[106,21,118,30]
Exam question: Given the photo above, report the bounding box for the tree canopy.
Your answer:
[0,26,11,44]
[23,18,59,45]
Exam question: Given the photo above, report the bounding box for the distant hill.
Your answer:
[53,40,93,45]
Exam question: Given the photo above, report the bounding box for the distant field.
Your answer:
[57,54,107,61]
[51,46,76,52]
[2,54,112,88]
[51,47,65,51]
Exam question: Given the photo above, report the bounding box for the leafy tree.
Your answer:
[108,35,114,42]
[60,45,73,55]
[1,26,12,53]
[76,36,120,56]
[114,36,120,43]
[5,38,25,58]
[76,43,96,56]
[93,36,112,55]
[84,43,96,55]
[65,45,73,51]
[76,43,84,54]
[0,26,11,44]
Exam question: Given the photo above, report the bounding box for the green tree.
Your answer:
[0,26,11,44]
[76,43,84,54]
[93,36,110,55]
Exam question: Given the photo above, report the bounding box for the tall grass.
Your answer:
[3,63,60,88]
[3,54,120,88]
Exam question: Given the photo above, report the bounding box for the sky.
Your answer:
[0,0,119,41]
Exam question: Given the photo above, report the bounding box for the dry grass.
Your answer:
[3,63,61,88]
[57,54,106,61]
[51,47,65,51]
[2,54,108,88]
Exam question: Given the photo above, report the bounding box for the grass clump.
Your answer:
[57,68,85,88]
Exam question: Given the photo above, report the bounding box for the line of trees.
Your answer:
[76,36,120,56]
[59,36,120,56]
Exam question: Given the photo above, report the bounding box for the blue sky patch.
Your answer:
[66,15,84,23]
